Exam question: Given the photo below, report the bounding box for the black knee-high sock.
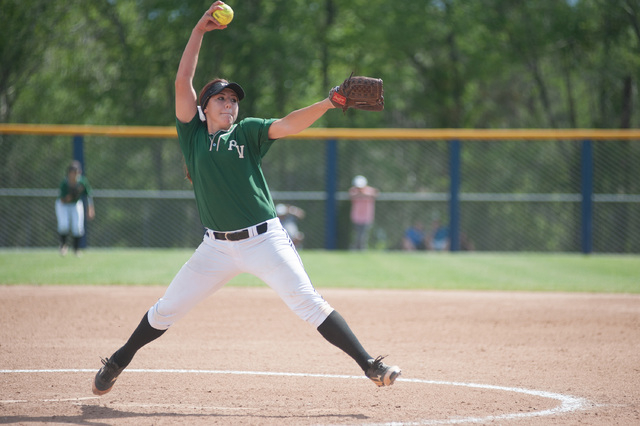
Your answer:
[111,311,166,368]
[317,310,372,372]
[60,234,68,245]
[73,237,81,252]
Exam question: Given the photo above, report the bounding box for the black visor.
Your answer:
[201,81,245,108]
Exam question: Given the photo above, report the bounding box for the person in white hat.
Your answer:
[349,175,379,250]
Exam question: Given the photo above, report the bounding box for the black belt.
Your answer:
[211,222,268,241]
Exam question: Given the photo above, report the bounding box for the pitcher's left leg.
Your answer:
[244,223,400,385]
[242,222,332,326]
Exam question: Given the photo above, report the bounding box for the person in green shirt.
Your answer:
[55,160,94,256]
[91,1,400,396]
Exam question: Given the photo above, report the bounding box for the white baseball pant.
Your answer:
[55,199,85,237]
[148,217,334,330]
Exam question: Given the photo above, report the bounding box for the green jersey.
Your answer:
[177,114,278,231]
[59,175,93,204]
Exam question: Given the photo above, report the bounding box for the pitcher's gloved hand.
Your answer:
[329,73,384,112]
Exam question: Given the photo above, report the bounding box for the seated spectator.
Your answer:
[402,221,427,251]
[276,203,306,248]
[428,219,450,251]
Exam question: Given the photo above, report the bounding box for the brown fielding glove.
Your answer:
[68,185,79,200]
[329,73,384,112]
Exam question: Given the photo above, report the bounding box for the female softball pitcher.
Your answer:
[92,1,400,395]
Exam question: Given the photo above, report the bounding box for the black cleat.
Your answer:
[365,355,401,387]
[92,356,124,395]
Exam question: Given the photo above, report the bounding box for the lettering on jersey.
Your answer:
[228,140,245,159]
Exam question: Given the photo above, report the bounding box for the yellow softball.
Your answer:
[212,3,234,26]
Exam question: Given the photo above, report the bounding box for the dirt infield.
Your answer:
[1,285,638,425]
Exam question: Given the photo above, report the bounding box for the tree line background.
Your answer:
[1,0,639,252]
[2,0,640,128]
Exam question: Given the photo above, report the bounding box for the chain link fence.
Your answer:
[1,130,638,252]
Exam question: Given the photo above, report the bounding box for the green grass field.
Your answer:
[1,249,638,293]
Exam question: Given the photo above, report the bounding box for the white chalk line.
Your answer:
[0,369,591,425]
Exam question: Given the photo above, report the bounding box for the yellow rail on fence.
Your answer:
[1,123,640,140]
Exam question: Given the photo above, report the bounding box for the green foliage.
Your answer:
[3,0,640,128]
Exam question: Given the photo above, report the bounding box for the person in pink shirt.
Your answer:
[349,175,379,250]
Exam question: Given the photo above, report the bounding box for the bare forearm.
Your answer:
[176,28,206,86]
[176,3,225,87]
[175,2,231,122]
[175,28,206,122]
[269,98,334,139]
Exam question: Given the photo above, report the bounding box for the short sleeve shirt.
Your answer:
[176,114,278,231]
[349,186,378,225]
[405,227,425,246]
